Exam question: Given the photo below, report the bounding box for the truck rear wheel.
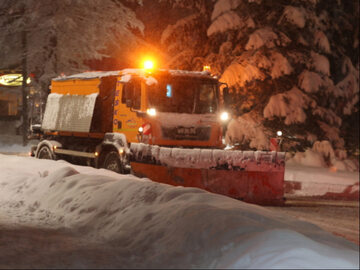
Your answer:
[103,151,124,174]
[37,145,55,160]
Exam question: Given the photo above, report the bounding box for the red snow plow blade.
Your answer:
[130,144,286,206]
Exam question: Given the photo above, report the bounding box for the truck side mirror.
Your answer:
[126,99,133,108]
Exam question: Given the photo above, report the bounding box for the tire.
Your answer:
[102,151,124,174]
[36,145,55,160]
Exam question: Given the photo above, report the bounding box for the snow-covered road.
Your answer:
[266,199,359,245]
[0,154,359,269]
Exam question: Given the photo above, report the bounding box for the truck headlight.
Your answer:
[147,108,156,116]
[220,111,229,122]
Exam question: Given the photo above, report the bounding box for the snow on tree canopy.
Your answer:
[318,122,345,149]
[210,0,242,21]
[298,70,324,93]
[207,11,244,36]
[263,87,316,125]
[0,0,144,88]
[269,51,293,79]
[245,28,291,50]
[310,51,330,76]
[313,107,342,127]
[278,6,307,28]
[161,14,198,45]
[225,113,269,150]
[220,61,266,87]
[336,57,359,115]
[314,31,331,53]
[220,50,292,86]
[161,0,359,153]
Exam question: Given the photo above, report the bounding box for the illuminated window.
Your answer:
[166,84,172,98]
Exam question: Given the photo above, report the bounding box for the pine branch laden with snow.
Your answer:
[220,48,293,87]
[225,112,269,150]
[298,70,324,93]
[269,51,293,79]
[278,6,307,29]
[207,11,245,36]
[313,31,331,54]
[263,87,316,125]
[161,13,209,70]
[0,0,143,86]
[310,51,330,76]
[210,0,242,21]
[220,60,266,87]
[318,121,345,149]
[336,56,360,115]
[245,28,279,50]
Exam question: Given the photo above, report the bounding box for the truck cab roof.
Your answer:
[53,69,217,82]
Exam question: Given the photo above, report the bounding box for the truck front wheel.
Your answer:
[36,145,55,160]
[102,151,124,174]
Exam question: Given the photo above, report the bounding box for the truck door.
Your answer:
[113,79,142,142]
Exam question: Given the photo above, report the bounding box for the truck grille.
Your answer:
[161,126,211,141]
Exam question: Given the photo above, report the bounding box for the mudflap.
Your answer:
[130,162,285,206]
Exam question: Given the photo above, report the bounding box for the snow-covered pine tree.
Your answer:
[160,0,215,70]
[0,0,143,104]
[162,0,359,164]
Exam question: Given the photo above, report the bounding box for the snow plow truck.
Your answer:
[31,67,285,205]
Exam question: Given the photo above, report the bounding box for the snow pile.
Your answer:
[286,149,327,168]
[286,140,358,172]
[130,143,285,171]
[42,93,98,133]
[41,93,62,131]
[0,154,358,268]
[54,70,121,81]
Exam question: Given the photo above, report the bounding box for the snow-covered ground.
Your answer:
[0,153,359,269]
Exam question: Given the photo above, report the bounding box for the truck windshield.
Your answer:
[148,78,218,114]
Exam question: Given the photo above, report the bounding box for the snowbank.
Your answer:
[0,154,358,268]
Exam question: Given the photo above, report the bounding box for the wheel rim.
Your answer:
[104,152,122,173]
[38,146,52,159]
